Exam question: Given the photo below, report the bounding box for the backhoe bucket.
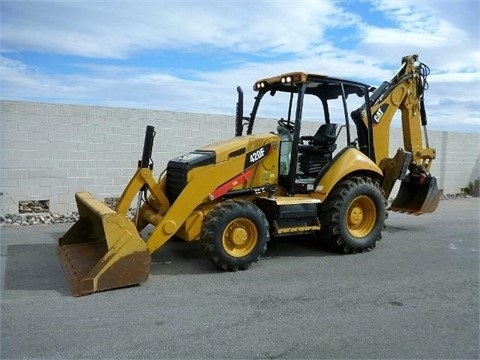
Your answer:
[57,192,151,296]
[390,176,443,215]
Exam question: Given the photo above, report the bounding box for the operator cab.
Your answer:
[236,73,373,194]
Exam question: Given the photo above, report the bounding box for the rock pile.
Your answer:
[18,200,50,213]
[442,193,473,200]
[1,212,80,226]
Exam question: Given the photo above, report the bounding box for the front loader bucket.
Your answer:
[57,192,151,296]
[390,176,443,215]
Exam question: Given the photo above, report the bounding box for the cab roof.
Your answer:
[253,72,370,99]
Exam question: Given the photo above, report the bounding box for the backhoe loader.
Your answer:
[58,54,442,296]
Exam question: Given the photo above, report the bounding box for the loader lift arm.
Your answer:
[57,126,170,296]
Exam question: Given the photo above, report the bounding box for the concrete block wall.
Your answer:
[424,130,479,193]
[1,100,479,214]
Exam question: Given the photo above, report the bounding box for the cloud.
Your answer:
[0,0,478,133]
[1,55,54,97]
[0,1,350,58]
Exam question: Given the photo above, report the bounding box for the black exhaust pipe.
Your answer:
[235,86,244,136]
[139,125,156,169]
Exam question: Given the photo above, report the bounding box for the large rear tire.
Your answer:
[200,200,269,271]
[319,176,386,253]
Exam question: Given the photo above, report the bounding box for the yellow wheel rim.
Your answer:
[222,217,258,258]
[346,195,376,238]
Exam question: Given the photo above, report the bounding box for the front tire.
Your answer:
[319,176,386,253]
[200,200,269,271]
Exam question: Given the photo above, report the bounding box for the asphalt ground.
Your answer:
[1,198,479,359]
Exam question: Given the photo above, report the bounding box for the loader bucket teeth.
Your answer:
[389,176,443,215]
[57,192,151,296]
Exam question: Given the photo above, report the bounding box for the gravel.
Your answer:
[0,212,80,226]
[0,193,474,227]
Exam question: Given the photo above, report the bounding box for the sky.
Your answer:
[1,0,479,133]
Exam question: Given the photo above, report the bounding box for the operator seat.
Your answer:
[298,123,339,175]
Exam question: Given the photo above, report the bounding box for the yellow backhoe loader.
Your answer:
[58,54,443,296]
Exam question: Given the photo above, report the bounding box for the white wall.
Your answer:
[1,100,479,214]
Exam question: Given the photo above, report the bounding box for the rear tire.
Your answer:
[200,200,269,271]
[319,176,386,253]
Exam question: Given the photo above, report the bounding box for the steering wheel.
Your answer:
[277,118,295,134]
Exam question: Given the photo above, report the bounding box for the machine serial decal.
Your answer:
[244,144,271,168]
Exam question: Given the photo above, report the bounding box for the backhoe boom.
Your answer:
[353,54,441,213]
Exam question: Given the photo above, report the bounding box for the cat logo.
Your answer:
[373,104,389,124]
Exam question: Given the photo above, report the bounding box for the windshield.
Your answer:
[253,82,366,145]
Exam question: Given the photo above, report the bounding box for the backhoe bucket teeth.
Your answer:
[389,176,443,215]
[57,192,151,296]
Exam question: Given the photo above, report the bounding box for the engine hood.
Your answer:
[197,133,279,163]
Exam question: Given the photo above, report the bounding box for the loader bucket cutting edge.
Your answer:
[389,176,443,215]
[57,192,151,296]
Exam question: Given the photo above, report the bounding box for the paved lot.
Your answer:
[1,198,479,359]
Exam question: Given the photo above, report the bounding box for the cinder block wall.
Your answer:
[1,100,479,214]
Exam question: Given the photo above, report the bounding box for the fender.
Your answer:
[314,147,383,202]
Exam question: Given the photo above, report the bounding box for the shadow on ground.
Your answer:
[3,227,398,293]
[3,243,70,294]
[150,233,337,276]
